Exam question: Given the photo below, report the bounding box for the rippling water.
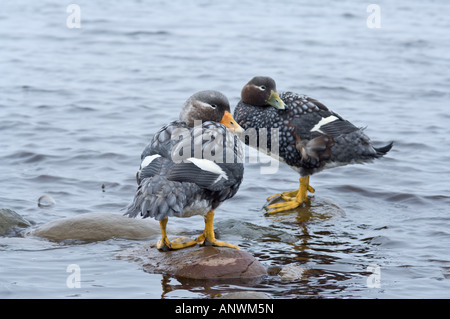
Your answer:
[1,0,450,298]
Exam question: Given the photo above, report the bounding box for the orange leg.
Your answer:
[156,211,239,251]
[265,176,314,214]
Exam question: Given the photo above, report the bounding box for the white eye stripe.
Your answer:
[311,115,339,133]
[186,157,228,182]
[252,84,266,91]
[197,101,217,109]
[140,154,161,169]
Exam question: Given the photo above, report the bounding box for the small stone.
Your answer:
[37,194,56,208]
[279,263,306,281]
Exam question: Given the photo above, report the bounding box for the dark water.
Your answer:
[1,0,450,298]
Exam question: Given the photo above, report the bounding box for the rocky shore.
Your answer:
[1,208,305,298]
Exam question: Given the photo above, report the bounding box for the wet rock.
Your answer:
[0,208,32,236]
[215,220,297,243]
[37,194,56,208]
[214,291,271,299]
[29,212,160,241]
[279,263,305,281]
[117,244,268,280]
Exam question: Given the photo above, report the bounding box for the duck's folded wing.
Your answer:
[168,158,229,191]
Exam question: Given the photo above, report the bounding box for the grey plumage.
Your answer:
[234,90,393,176]
[125,120,243,221]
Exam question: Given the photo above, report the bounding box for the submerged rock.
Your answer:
[279,263,306,281]
[29,212,160,241]
[0,208,32,236]
[117,244,268,281]
[214,291,271,299]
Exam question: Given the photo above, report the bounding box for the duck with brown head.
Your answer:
[234,76,393,214]
[240,76,286,110]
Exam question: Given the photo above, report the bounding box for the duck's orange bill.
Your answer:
[220,111,243,133]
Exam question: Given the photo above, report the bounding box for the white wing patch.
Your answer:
[311,115,339,133]
[140,154,161,169]
[186,157,228,183]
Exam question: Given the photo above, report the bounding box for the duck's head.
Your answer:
[180,90,243,133]
[241,76,286,110]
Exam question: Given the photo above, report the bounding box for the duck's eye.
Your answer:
[259,85,266,91]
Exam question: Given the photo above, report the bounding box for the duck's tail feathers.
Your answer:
[374,141,394,157]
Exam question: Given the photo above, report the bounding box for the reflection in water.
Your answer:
[160,273,270,299]
[155,196,366,298]
[160,275,174,299]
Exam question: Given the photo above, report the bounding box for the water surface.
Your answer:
[1,0,450,298]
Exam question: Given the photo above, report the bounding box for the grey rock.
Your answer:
[29,212,160,241]
[279,263,306,281]
[37,194,56,208]
[0,208,32,236]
